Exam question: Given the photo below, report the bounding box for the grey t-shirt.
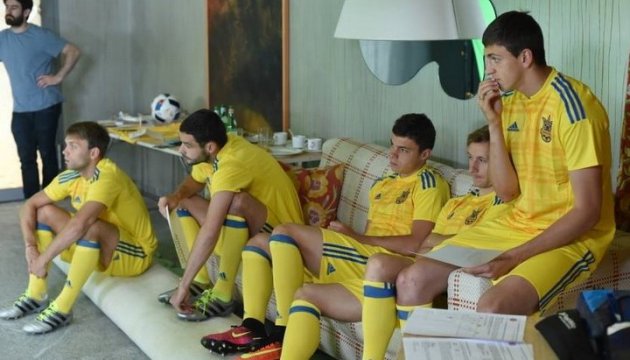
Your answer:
[0,24,66,112]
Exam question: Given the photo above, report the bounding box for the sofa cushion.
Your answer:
[294,164,345,227]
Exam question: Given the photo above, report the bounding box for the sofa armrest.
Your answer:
[447,268,493,312]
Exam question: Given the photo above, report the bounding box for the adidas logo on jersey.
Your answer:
[326,263,336,275]
[507,122,520,132]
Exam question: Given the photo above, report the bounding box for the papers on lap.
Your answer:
[418,244,503,267]
[403,308,533,360]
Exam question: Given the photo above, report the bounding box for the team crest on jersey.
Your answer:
[464,209,481,225]
[395,190,410,204]
[540,116,552,143]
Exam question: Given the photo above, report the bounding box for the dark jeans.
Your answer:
[11,103,62,199]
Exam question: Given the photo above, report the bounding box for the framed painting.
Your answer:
[207,0,289,132]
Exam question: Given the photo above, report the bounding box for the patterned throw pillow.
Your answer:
[278,162,345,227]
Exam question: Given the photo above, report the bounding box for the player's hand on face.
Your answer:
[477,78,503,125]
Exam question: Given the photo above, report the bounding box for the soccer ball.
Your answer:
[151,94,181,123]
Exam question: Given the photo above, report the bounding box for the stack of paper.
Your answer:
[403,308,533,360]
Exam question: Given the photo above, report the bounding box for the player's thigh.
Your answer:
[295,282,362,322]
[100,228,152,277]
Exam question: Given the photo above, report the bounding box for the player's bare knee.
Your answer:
[271,223,298,238]
[396,265,431,300]
[476,295,505,314]
[246,233,270,251]
[35,204,60,225]
[365,254,396,281]
[293,286,316,302]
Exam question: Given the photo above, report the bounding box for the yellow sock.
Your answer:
[212,215,249,302]
[26,223,54,301]
[397,302,432,331]
[362,280,397,360]
[269,234,304,326]
[175,209,211,285]
[281,300,321,360]
[54,239,100,313]
[241,246,272,323]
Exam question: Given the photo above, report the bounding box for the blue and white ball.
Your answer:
[151,94,181,123]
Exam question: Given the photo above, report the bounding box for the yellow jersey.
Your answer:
[433,190,509,235]
[366,164,450,236]
[191,134,303,225]
[44,158,157,254]
[501,68,615,252]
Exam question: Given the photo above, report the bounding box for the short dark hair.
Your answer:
[467,125,490,146]
[392,113,436,150]
[179,109,227,148]
[4,0,33,12]
[482,11,547,67]
[66,121,110,158]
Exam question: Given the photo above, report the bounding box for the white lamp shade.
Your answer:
[334,0,489,41]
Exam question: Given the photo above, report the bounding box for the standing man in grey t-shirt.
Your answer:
[0,0,80,198]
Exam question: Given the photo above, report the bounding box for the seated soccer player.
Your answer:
[374,11,614,359]
[361,125,512,359]
[202,113,450,360]
[157,109,303,321]
[0,122,157,334]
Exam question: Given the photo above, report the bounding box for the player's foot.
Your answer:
[237,341,282,360]
[0,293,49,320]
[22,303,72,334]
[177,289,235,321]
[201,324,267,355]
[157,282,209,304]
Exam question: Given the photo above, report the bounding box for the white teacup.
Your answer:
[292,135,306,149]
[273,132,288,146]
[307,137,322,151]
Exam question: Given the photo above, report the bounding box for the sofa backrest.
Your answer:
[321,138,473,233]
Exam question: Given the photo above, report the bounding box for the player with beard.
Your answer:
[0,0,81,199]
[0,122,157,334]
[157,109,303,322]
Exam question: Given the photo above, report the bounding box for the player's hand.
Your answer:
[28,255,48,279]
[462,251,520,279]
[25,244,40,266]
[37,74,62,88]
[477,77,503,126]
[157,194,179,219]
[327,220,357,237]
[169,284,190,313]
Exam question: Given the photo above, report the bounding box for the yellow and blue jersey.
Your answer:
[433,190,509,236]
[44,158,157,255]
[191,134,303,226]
[365,164,450,236]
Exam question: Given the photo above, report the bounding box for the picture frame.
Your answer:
[207,0,290,131]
